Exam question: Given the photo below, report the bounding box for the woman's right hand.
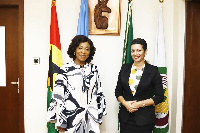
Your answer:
[57,126,65,132]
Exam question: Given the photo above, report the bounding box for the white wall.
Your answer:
[176,0,185,132]
[24,0,185,133]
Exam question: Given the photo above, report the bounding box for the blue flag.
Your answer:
[77,0,88,36]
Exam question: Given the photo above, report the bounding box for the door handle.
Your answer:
[11,78,19,93]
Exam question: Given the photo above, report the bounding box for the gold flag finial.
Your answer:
[51,0,56,6]
[159,0,164,3]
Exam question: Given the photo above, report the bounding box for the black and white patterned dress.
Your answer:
[47,61,107,133]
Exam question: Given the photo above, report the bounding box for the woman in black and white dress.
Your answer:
[48,35,106,133]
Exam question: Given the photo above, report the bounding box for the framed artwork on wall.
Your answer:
[88,0,121,35]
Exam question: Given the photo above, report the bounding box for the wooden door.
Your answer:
[0,0,24,133]
[183,0,200,132]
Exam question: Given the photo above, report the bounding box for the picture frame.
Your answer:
[88,0,121,35]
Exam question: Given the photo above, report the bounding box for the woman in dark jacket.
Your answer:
[115,38,164,133]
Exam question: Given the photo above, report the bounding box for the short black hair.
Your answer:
[67,35,96,63]
[131,38,147,51]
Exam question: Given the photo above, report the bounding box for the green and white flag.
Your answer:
[118,1,134,132]
[122,1,134,65]
[153,3,169,133]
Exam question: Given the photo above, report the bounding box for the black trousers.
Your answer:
[120,113,155,133]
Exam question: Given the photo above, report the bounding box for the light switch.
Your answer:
[33,57,40,65]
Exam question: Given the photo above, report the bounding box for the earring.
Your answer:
[74,52,75,55]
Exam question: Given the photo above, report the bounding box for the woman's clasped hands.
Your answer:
[123,100,140,113]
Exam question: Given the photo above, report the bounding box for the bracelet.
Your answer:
[142,100,145,108]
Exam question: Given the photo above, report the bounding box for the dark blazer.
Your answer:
[115,62,164,126]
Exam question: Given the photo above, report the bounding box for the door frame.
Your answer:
[183,0,200,132]
[19,0,24,132]
[0,0,24,132]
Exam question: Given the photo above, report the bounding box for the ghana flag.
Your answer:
[47,0,63,133]
[153,3,169,133]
